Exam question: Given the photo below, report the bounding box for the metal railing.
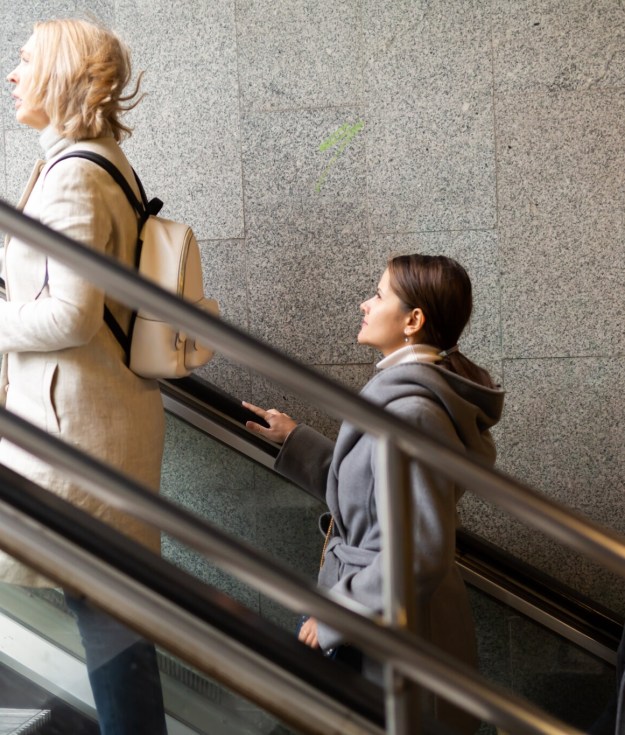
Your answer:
[0,405,584,735]
[163,374,625,664]
[0,463,384,735]
[1,199,624,734]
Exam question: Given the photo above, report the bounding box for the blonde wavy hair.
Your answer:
[28,18,142,141]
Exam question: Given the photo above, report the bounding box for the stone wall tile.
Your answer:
[236,0,362,111]
[117,0,244,240]
[492,0,625,93]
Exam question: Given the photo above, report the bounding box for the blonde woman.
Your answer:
[3,19,167,735]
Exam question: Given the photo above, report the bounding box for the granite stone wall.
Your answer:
[2,1,625,617]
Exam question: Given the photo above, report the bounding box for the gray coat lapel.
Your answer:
[326,420,361,535]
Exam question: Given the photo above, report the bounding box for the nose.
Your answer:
[360,298,369,313]
[7,66,18,84]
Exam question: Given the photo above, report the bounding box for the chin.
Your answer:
[16,112,32,127]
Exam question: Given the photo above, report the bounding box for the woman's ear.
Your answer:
[404,308,426,339]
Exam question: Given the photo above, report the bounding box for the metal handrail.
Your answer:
[158,371,623,675]
[166,374,625,662]
[2,200,625,578]
[0,473,383,735]
[0,199,621,734]
[0,408,584,735]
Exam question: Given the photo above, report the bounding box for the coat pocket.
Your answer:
[42,362,60,434]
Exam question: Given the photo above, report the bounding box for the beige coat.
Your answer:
[0,131,165,587]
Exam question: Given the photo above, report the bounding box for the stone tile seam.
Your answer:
[241,101,368,116]
[488,2,506,366]
[232,0,252,335]
[372,226,498,236]
[502,354,625,362]
[197,238,246,245]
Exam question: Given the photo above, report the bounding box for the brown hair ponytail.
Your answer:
[387,254,495,389]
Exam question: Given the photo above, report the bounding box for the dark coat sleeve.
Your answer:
[274,424,335,502]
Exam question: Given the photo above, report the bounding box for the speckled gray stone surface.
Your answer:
[236,0,362,112]
[241,109,369,355]
[501,357,625,529]
[246,227,371,365]
[78,1,114,28]
[241,108,367,219]
[461,355,625,613]
[0,121,5,203]
[117,0,244,240]
[363,1,495,232]
[500,219,625,358]
[199,239,248,330]
[364,1,493,107]
[496,91,625,230]
[193,239,253,398]
[492,0,625,93]
[366,99,497,233]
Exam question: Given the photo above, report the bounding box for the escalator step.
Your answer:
[0,710,51,734]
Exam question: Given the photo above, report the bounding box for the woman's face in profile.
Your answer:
[6,33,50,131]
[358,268,414,357]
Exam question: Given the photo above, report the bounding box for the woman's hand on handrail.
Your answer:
[243,401,297,445]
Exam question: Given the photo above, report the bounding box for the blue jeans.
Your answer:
[65,593,168,735]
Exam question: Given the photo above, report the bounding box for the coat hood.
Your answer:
[360,362,504,465]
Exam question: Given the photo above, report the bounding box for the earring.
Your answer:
[404,336,409,343]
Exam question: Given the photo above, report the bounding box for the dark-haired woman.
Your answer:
[244,254,504,734]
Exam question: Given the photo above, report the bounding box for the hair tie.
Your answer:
[439,345,459,358]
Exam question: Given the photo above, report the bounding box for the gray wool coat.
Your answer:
[275,361,504,733]
[0,130,164,587]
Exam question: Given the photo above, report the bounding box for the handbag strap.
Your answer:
[320,516,335,569]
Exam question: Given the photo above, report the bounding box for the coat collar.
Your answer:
[15,158,46,211]
[3,158,46,251]
[40,125,75,160]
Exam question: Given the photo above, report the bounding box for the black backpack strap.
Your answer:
[51,151,145,217]
[103,304,132,357]
[47,150,163,367]
[50,150,164,263]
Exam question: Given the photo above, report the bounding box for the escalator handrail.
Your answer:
[456,529,624,655]
[160,375,278,458]
[3,200,625,583]
[164,374,625,656]
[0,461,586,735]
[0,463,384,735]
